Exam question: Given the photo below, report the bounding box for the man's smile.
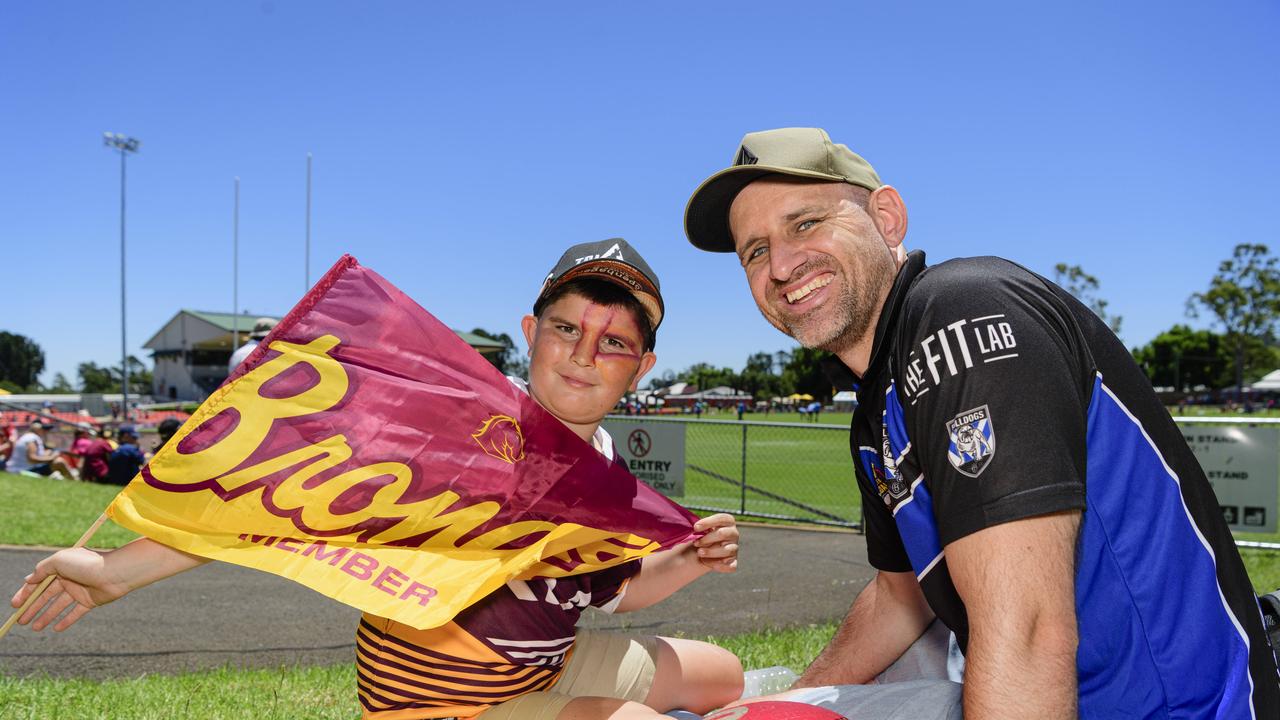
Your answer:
[783,272,835,305]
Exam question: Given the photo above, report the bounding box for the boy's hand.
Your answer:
[693,513,739,573]
[10,548,127,632]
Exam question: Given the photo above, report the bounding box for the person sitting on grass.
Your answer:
[104,425,147,486]
[68,424,113,484]
[11,238,744,720]
[5,421,76,479]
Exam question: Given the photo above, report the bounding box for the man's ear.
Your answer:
[629,351,658,392]
[520,315,538,356]
[867,185,908,250]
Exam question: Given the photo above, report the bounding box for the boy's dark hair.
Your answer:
[533,277,657,352]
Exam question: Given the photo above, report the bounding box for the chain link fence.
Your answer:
[605,416,861,529]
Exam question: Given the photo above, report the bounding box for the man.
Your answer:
[6,421,75,479]
[684,127,1279,718]
[105,425,146,486]
[228,317,277,371]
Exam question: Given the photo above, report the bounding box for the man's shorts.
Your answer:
[476,631,659,720]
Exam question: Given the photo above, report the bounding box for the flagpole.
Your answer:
[0,513,110,641]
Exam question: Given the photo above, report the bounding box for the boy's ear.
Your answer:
[629,351,658,392]
[520,315,538,355]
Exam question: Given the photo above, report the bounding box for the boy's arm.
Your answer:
[615,513,738,613]
[10,537,209,632]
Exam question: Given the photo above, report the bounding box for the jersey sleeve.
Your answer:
[895,259,1090,547]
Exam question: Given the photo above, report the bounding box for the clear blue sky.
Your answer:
[3,2,1278,388]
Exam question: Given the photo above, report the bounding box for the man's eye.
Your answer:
[748,245,768,261]
[797,219,817,232]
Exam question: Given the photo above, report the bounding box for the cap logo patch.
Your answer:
[574,242,624,266]
[945,405,995,477]
[734,145,758,166]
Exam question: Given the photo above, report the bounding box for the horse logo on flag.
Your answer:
[945,405,995,477]
[472,415,526,464]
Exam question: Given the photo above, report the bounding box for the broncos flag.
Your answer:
[106,255,698,630]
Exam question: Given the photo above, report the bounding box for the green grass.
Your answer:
[0,473,137,549]
[0,623,839,719]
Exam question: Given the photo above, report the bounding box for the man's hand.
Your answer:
[692,513,739,573]
[10,548,127,632]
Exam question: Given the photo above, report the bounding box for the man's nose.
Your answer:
[769,240,805,283]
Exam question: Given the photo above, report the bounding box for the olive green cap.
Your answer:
[684,127,883,253]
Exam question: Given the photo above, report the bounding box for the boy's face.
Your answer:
[521,292,657,434]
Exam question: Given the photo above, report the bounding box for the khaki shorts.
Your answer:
[475,632,659,720]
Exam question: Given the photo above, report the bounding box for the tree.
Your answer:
[1131,325,1232,391]
[781,346,833,400]
[1187,244,1280,395]
[77,356,153,395]
[48,372,75,394]
[1054,263,1122,334]
[0,331,45,390]
[470,328,527,379]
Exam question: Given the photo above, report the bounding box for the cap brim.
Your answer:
[546,261,664,331]
[684,165,846,253]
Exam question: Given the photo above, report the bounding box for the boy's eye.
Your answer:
[603,337,626,349]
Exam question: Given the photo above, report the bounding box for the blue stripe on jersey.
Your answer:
[1080,375,1253,718]
[884,388,943,578]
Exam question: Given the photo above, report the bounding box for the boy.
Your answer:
[11,239,743,720]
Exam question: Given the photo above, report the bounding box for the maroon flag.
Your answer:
[108,255,698,629]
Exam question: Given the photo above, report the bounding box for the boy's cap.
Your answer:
[536,238,664,330]
[684,127,883,253]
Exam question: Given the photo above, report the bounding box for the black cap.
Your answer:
[535,239,664,331]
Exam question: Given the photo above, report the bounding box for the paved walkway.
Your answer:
[0,525,874,680]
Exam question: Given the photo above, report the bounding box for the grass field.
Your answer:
[0,621,839,720]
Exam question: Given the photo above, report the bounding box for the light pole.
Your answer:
[103,133,140,420]
[305,152,312,292]
[233,177,240,350]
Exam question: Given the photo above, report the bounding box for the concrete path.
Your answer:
[0,525,874,680]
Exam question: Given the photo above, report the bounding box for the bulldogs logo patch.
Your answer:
[945,405,995,477]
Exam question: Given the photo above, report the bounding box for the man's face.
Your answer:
[729,178,896,354]
[521,293,657,434]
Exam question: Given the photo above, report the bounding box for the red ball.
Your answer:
[703,701,849,720]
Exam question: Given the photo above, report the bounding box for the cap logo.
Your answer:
[734,145,759,166]
[574,242,624,266]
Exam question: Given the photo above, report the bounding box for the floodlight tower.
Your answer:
[103,132,141,420]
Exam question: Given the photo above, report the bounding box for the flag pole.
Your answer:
[0,512,109,641]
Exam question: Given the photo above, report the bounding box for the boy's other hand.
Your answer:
[693,514,739,573]
[10,548,126,632]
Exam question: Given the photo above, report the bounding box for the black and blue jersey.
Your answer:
[845,251,1278,718]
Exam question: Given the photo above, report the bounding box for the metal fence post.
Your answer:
[740,423,748,515]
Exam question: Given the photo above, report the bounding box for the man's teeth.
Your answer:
[786,275,833,304]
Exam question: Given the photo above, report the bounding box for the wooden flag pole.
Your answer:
[0,512,109,641]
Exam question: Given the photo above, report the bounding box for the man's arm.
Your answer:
[796,569,935,687]
[10,537,209,632]
[614,513,738,612]
[946,510,1080,720]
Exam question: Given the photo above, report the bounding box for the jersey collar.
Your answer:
[862,250,928,383]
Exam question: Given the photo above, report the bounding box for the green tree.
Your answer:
[0,331,45,390]
[1054,263,1122,334]
[781,346,833,400]
[1131,325,1231,391]
[1187,243,1280,395]
[470,328,527,379]
[77,356,153,395]
[47,372,75,394]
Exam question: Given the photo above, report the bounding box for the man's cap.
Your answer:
[250,318,277,340]
[118,424,138,437]
[535,238,664,331]
[684,127,883,253]
[28,420,46,431]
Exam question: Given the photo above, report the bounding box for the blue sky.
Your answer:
[3,2,1278,388]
